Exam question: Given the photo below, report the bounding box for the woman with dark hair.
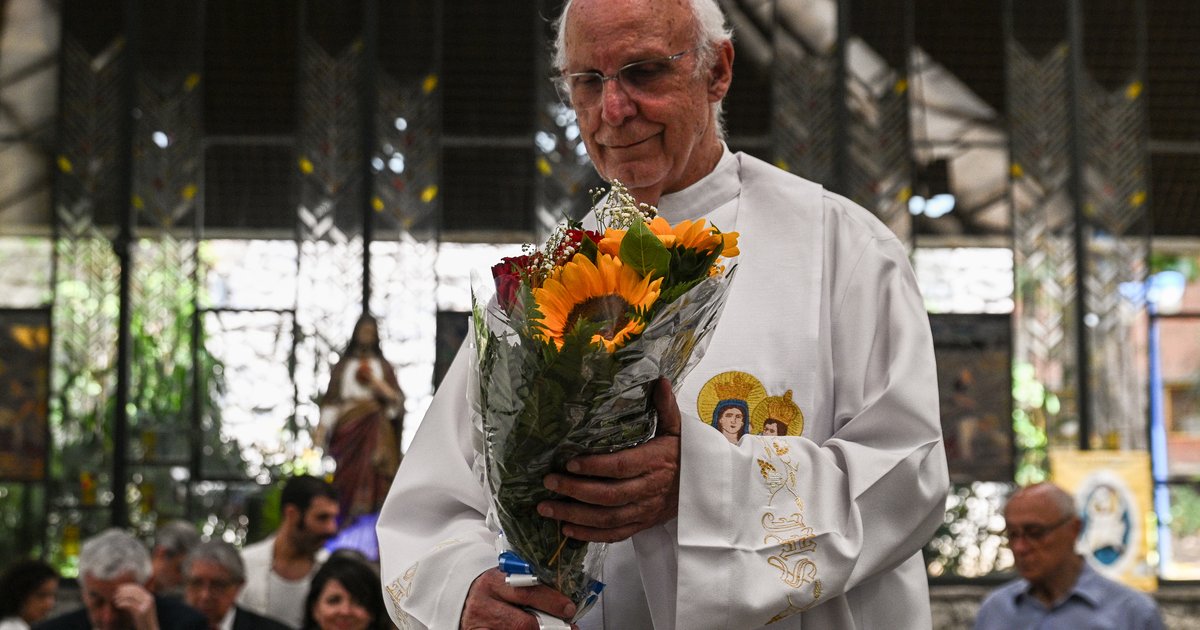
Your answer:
[317,313,405,523]
[302,556,390,630]
[0,559,59,630]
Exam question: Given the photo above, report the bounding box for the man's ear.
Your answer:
[707,39,735,103]
[282,503,301,526]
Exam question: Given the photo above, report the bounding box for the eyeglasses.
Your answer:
[1003,515,1073,545]
[554,49,695,109]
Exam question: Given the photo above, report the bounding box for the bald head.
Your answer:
[1005,482,1076,520]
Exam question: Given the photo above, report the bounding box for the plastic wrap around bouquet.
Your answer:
[468,182,739,621]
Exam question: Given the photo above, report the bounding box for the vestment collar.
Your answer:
[656,144,738,223]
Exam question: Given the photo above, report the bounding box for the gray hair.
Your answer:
[79,529,152,583]
[154,520,201,556]
[551,0,734,137]
[183,540,246,584]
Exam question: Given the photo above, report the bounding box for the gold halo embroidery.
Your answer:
[697,371,767,442]
[751,390,804,437]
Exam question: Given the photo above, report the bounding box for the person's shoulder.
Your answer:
[737,152,899,243]
[154,595,208,630]
[240,534,276,559]
[978,577,1026,610]
[0,617,28,630]
[233,606,293,630]
[30,609,88,630]
[1089,571,1160,609]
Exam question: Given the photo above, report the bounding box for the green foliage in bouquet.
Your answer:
[474,181,739,610]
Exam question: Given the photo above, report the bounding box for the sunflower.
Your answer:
[599,216,740,258]
[532,253,663,352]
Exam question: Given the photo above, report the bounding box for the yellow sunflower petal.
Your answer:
[531,253,661,352]
[599,228,625,257]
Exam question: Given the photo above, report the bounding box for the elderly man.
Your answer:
[376,0,948,628]
[146,520,201,596]
[35,529,206,630]
[183,542,289,630]
[238,475,338,629]
[973,483,1164,630]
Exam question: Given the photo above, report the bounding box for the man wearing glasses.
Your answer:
[973,483,1164,629]
[377,0,948,628]
[183,541,290,630]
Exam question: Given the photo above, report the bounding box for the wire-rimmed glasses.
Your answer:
[1002,515,1073,545]
[553,48,696,109]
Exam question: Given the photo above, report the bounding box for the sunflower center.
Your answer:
[565,294,631,340]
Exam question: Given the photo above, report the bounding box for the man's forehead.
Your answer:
[189,559,231,577]
[564,0,693,58]
[1005,492,1063,520]
[83,572,138,592]
[308,495,339,513]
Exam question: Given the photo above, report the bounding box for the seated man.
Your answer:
[238,475,338,629]
[146,520,201,597]
[973,482,1164,630]
[35,529,206,630]
[183,541,289,630]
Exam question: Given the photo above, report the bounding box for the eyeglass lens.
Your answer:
[559,52,687,107]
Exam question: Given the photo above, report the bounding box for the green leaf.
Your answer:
[619,220,670,279]
[578,234,599,262]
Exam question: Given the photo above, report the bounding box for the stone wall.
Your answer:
[930,584,1200,629]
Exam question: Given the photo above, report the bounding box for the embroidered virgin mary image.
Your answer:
[698,371,767,444]
[699,372,806,443]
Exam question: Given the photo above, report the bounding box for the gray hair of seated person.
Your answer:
[154,519,201,556]
[551,0,735,138]
[79,528,152,583]
[183,540,246,584]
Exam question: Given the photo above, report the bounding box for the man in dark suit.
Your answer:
[183,541,290,630]
[34,529,207,630]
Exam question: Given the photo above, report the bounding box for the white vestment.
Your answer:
[377,149,949,629]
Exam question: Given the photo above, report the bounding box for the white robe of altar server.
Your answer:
[376,148,949,629]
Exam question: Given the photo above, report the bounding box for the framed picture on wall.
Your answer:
[930,313,1014,483]
[0,308,50,481]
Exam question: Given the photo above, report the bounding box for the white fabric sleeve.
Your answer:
[675,232,949,628]
[376,347,497,629]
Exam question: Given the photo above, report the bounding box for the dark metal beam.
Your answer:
[1066,0,1092,450]
[112,0,140,527]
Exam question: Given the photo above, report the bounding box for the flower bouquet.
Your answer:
[469,182,738,620]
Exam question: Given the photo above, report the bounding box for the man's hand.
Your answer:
[460,568,577,630]
[538,378,682,543]
[113,583,159,630]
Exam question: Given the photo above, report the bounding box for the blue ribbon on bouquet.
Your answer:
[498,550,539,587]
[497,549,606,624]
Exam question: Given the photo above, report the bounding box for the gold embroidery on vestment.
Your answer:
[385,563,419,629]
[756,438,822,624]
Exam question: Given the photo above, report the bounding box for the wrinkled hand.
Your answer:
[113,583,159,630]
[460,568,578,630]
[538,378,682,543]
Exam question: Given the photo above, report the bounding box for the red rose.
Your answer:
[551,229,602,266]
[492,254,540,313]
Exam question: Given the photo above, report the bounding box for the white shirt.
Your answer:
[0,617,30,630]
[377,150,949,629]
[238,534,327,629]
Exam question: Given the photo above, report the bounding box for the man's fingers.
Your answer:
[561,435,677,480]
[461,569,575,630]
[543,472,645,506]
[654,378,682,436]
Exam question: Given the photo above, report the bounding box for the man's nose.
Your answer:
[600,78,636,125]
